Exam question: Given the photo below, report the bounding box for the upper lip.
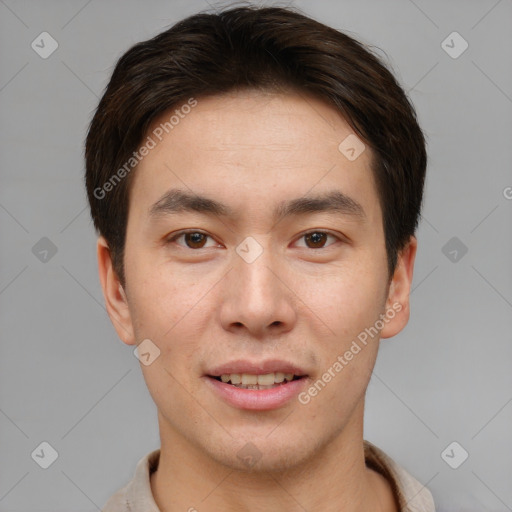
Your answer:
[207,359,308,377]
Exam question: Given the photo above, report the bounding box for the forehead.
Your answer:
[128,89,380,225]
[145,89,360,159]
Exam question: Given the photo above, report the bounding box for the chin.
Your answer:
[203,425,327,474]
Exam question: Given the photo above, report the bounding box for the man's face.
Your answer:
[100,89,414,471]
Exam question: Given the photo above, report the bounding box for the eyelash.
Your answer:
[166,229,343,250]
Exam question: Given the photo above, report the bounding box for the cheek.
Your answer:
[132,274,203,409]
[127,255,195,326]
[126,264,208,370]
[298,262,387,339]
[298,337,378,433]
[298,275,383,422]
[294,259,387,407]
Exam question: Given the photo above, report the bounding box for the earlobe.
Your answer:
[380,236,417,339]
[96,236,136,346]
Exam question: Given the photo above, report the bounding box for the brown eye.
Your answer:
[303,231,335,249]
[184,232,208,249]
[167,230,216,249]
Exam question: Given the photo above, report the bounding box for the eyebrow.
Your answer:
[148,188,366,223]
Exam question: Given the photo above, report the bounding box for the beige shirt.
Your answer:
[102,441,435,511]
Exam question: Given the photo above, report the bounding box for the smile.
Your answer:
[203,372,310,411]
[212,372,302,389]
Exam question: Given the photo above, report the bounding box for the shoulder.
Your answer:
[101,449,161,512]
[101,486,128,512]
[364,440,436,512]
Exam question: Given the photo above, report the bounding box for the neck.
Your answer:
[150,401,396,512]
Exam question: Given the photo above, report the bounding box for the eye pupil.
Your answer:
[185,232,206,248]
[305,232,327,248]
[176,231,333,250]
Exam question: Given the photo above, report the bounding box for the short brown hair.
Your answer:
[85,4,427,288]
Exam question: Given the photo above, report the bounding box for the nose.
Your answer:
[218,242,297,339]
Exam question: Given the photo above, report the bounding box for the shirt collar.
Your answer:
[118,441,435,511]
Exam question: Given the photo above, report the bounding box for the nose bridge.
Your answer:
[234,238,281,314]
[219,236,296,335]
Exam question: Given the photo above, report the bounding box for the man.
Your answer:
[85,4,435,511]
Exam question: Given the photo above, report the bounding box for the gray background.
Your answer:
[0,0,511,510]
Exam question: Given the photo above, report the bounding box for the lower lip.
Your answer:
[204,376,308,410]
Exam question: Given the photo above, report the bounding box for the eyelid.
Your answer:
[293,229,343,248]
[166,229,220,248]
[166,229,345,249]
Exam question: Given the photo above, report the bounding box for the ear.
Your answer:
[97,236,136,346]
[380,236,417,339]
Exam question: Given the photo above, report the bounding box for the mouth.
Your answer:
[204,361,309,410]
[208,372,306,390]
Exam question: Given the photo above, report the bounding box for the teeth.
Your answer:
[217,372,298,386]
[275,372,285,383]
[257,373,275,385]
[241,374,258,385]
